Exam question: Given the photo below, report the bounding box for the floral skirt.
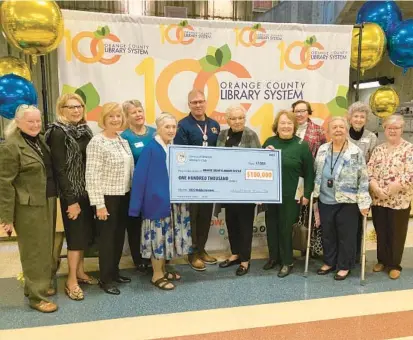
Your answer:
[141,204,192,260]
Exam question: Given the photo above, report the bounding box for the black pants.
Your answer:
[319,202,359,271]
[355,213,363,261]
[189,203,213,252]
[372,205,410,271]
[225,204,255,262]
[126,215,149,266]
[96,194,129,284]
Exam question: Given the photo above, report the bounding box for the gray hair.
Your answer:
[225,104,246,119]
[155,112,176,128]
[382,114,405,129]
[122,100,143,117]
[4,104,40,139]
[328,116,349,131]
[348,101,371,119]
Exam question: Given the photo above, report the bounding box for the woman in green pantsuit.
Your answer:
[0,105,58,313]
[262,110,314,278]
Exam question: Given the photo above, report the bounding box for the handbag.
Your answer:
[292,204,309,252]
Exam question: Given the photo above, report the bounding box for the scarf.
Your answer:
[45,120,93,198]
[349,126,364,141]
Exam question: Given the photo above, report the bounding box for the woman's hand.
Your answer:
[265,145,275,150]
[67,203,81,220]
[96,207,110,221]
[0,222,13,235]
[301,197,309,206]
[360,208,369,217]
[375,187,389,200]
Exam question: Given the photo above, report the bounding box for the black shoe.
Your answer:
[263,259,277,270]
[277,265,293,278]
[317,266,336,275]
[114,275,131,283]
[334,270,351,281]
[100,283,120,295]
[236,264,250,276]
[219,258,241,268]
[137,264,151,274]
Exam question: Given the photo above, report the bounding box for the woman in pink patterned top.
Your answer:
[368,115,413,280]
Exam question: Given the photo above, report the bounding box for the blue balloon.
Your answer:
[356,1,402,36]
[388,19,413,73]
[0,74,38,119]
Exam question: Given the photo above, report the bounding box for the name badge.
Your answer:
[134,142,144,148]
[360,138,369,143]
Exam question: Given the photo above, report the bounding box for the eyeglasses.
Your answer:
[228,116,246,121]
[294,109,308,115]
[189,100,205,106]
[63,105,84,111]
[385,126,402,131]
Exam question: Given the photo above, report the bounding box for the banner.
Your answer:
[58,10,353,252]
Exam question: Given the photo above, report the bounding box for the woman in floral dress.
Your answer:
[129,113,191,290]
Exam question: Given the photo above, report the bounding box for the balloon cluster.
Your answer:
[353,1,411,118]
[0,1,64,120]
[356,0,413,73]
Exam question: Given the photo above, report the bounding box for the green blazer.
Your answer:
[0,131,49,224]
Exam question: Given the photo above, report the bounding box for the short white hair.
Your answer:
[348,101,371,119]
[328,116,349,131]
[155,112,176,128]
[225,104,246,119]
[4,104,40,139]
[382,114,405,129]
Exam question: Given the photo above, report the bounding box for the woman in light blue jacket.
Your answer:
[313,117,371,281]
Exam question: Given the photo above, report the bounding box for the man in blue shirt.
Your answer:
[174,89,220,271]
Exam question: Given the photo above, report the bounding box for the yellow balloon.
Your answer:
[0,56,31,81]
[0,0,64,56]
[351,23,386,72]
[369,87,400,118]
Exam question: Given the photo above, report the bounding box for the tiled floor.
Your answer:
[1,221,413,339]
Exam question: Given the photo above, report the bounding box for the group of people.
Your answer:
[0,89,412,314]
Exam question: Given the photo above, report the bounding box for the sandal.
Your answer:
[77,275,99,285]
[164,271,181,281]
[151,277,175,291]
[65,284,84,300]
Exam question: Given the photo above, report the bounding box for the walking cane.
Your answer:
[304,192,314,277]
[360,215,368,285]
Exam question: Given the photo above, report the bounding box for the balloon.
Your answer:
[388,19,413,73]
[0,56,31,81]
[0,74,38,119]
[356,1,402,36]
[350,23,386,73]
[369,87,399,118]
[0,0,64,56]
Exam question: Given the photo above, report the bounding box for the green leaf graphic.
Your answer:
[102,25,110,36]
[335,96,348,109]
[312,35,317,43]
[94,31,103,39]
[179,20,188,27]
[206,55,219,67]
[219,44,232,66]
[76,83,100,112]
[207,46,217,57]
[252,23,261,30]
[61,84,77,95]
[215,48,223,66]
[199,57,219,72]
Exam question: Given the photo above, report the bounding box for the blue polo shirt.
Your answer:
[174,113,220,146]
[121,126,156,164]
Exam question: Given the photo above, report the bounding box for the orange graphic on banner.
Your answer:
[160,22,195,45]
[234,26,267,47]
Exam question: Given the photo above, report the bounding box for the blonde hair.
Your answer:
[272,110,298,135]
[98,102,125,130]
[382,114,405,129]
[4,105,41,139]
[56,93,86,123]
[188,88,205,102]
[155,112,177,129]
[225,104,246,119]
[122,100,143,117]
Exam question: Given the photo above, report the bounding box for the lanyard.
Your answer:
[330,141,346,175]
[196,123,208,141]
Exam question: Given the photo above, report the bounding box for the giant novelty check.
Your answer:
[169,146,282,203]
